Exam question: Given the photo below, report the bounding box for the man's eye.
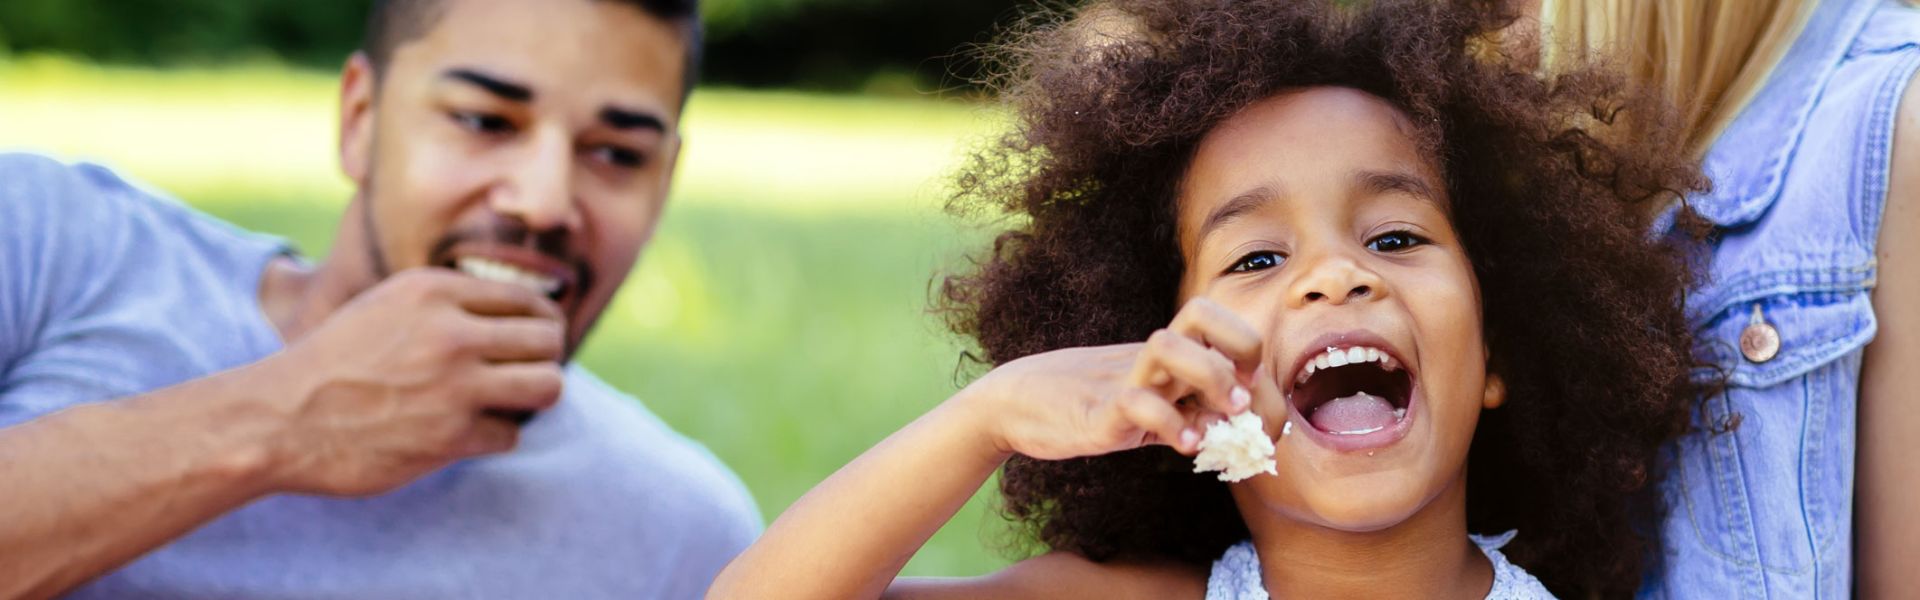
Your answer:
[591,145,644,169]
[1228,251,1286,273]
[451,111,515,135]
[1367,230,1429,253]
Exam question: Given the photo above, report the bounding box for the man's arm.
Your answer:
[0,269,569,599]
[1854,73,1920,598]
[0,365,282,599]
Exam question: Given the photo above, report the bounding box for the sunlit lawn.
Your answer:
[0,56,1021,577]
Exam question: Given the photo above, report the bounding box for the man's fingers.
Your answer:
[1169,298,1264,377]
[1131,329,1248,416]
[1114,389,1197,454]
[470,362,566,412]
[444,271,565,321]
[457,416,522,457]
[468,315,566,362]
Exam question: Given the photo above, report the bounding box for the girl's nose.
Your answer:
[1286,249,1385,308]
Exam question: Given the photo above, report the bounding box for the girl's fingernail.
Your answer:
[1230,386,1251,409]
[1181,428,1200,449]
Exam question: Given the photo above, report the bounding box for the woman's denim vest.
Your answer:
[1642,0,1920,597]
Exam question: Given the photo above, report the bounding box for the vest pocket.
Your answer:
[1670,284,1872,573]
[1691,284,1876,389]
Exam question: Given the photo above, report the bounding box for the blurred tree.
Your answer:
[0,0,1041,91]
[703,0,1034,91]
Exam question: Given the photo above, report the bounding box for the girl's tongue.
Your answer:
[1307,392,1396,434]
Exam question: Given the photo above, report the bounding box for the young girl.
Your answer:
[710,0,1709,597]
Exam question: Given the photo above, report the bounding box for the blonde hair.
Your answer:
[1538,0,1818,156]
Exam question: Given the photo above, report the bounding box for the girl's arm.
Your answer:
[1856,72,1920,598]
[706,299,1272,600]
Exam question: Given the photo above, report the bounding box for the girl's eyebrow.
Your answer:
[1198,185,1278,243]
[1356,169,1441,207]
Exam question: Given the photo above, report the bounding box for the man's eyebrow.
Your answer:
[1198,186,1278,241]
[442,68,533,103]
[1356,169,1440,205]
[600,107,666,133]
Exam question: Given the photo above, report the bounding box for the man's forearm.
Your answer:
[0,365,284,599]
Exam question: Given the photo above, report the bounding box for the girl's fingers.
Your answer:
[1169,298,1264,378]
[1113,388,1199,454]
[1130,329,1249,416]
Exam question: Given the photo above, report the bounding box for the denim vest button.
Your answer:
[1740,304,1780,363]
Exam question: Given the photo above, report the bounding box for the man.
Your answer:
[0,0,760,597]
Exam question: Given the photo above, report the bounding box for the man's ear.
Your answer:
[339,52,377,186]
[1482,372,1507,410]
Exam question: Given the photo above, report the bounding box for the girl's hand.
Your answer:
[957,297,1275,461]
[710,298,1276,600]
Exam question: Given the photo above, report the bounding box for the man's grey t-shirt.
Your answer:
[0,153,762,598]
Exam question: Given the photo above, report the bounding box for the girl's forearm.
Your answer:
[706,391,1010,600]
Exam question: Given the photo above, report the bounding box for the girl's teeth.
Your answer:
[1294,345,1405,386]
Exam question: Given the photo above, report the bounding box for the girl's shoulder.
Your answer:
[888,551,1207,600]
[1470,531,1556,600]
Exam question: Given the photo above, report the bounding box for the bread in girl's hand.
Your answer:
[1192,412,1278,482]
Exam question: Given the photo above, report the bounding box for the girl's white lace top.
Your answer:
[1204,530,1555,599]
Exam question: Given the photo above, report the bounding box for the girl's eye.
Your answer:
[451,111,515,135]
[1367,230,1429,253]
[1228,251,1286,273]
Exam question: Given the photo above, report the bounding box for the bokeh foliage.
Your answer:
[0,0,1041,90]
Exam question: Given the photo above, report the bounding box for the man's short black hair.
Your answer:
[361,0,702,103]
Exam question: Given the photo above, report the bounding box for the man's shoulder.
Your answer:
[0,153,135,223]
[0,152,286,268]
[0,152,81,184]
[0,153,198,250]
[0,152,90,182]
[0,154,148,321]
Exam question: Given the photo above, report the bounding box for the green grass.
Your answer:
[0,56,1024,577]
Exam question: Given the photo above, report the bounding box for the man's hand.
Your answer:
[254,267,566,496]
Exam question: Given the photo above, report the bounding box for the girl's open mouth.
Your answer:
[1285,340,1417,452]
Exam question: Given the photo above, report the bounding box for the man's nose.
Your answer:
[491,129,582,233]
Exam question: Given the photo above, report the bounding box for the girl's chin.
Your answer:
[1238,455,1458,534]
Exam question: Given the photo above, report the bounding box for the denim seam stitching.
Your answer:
[1692,267,1876,318]
[1856,50,1920,251]
[1798,367,1821,594]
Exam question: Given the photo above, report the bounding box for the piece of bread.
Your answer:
[1192,412,1278,482]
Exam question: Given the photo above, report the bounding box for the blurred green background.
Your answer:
[0,0,1040,580]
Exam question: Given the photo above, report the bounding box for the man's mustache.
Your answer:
[428,219,595,299]
[460,219,570,257]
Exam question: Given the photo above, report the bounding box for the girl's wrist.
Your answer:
[944,381,1017,467]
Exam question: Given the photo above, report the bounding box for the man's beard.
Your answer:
[361,189,395,280]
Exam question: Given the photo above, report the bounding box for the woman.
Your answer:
[1535,0,1920,596]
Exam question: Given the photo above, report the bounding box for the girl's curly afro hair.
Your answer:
[937,0,1714,596]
